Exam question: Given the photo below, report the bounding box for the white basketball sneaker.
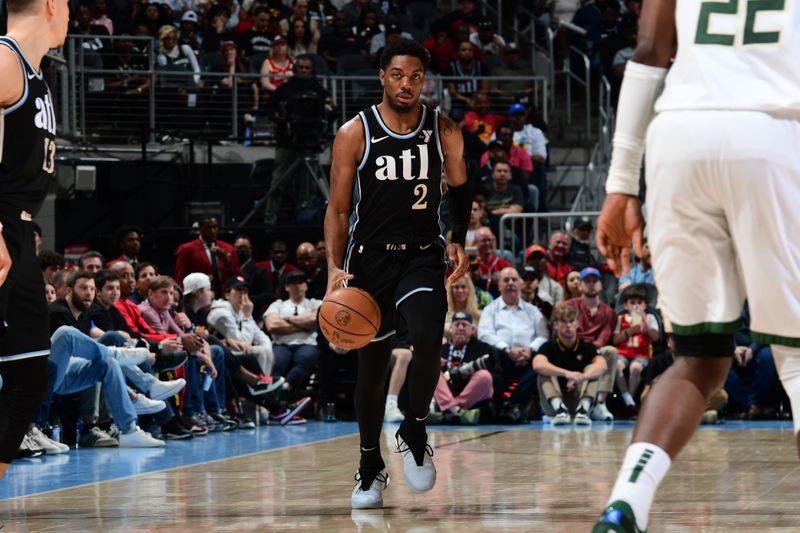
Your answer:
[351,469,390,509]
[395,425,436,493]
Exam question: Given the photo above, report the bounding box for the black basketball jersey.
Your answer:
[349,104,444,246]
[0,36,56,216]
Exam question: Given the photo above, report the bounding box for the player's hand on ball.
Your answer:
[325,266,354,297]
[446,243,469,284]
[596,193,645,277]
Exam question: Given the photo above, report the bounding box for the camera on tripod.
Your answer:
[282,90,331,151]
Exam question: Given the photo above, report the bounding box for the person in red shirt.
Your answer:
[462,92,505,145]
[175,216,241,297]
[474,226,510,297]
[546,230,574,287]
[565,266,618,421]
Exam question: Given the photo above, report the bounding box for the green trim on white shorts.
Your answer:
[751,331,800,348]
[671,319,741,336]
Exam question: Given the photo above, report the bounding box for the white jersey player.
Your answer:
[592,0,800,531]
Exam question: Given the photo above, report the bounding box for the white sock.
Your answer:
[606,442,671,530]
[386,394,398,406]
[622,392,635,406]
[549,397,564,411]
[580,397,592,412]
[772,346,800,433]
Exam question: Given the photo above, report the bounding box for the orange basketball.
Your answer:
[319,287,381,350]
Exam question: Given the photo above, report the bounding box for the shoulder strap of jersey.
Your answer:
[356,107,374,172]
[0,37,30,116]
[432,106,444,161]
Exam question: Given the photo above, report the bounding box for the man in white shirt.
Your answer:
[478,267,549,422]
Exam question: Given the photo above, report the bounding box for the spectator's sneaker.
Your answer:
[132,394,167,415]
[591,402,615,422]
[148,378,186,401]
[180,415,209,436]
[591,500,645,533]
[119,426,166,448]
[267,396,312,426]
[16,433,45,458]
[551,406,572,426]
[395,422,436,493]
[196,412,225,432]
[574,406,592,426]
[458,408,481,425]
[498,403,523,424]
[162,418,193,440]
[28,427,68,454]
[210,412,238,431]
[107,346,150,367]
[351,468,390,509]
[107,424,120,440]
[427,411,444,424]
[78,426,119,447]
[152,351,188,373]
[234,414,256,429]
[258,374,285,393]
[383,400,405,423]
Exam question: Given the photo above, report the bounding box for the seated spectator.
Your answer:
[368,13,412,58]
[612,284,660,411]
[104,35,152,101]
[78,250,105,273]
[175,216,242,297]
[108,225,143,267]
[447,39,490,121]
[353,6,381,57]
[287,17,320,56]
[208,275,275,377]
[465,200,484,253]
[474,226,511,297]
[279,0,321,36]
[422,20,456,74]
[264,270,323,396]
[257,239,298,299]
[294,241,327,300]
[340,0,381,28]
[484,161,524,232]
[567,216,600,272]
[565,267,619,421]
[212,41,260,111]
[525,244,564,305]
[432,311,494,424]
[201,4,235,53]
[445,276,482,332]
[618,239,654,292]
[485,122,534,183]
[383,316,412,423]
[39,250,65,282]
[466,259,495,310]
[319,10,361,71]
[520,265,553,319]
[237,6,276,66]
[564,269,582,300]
[469,17,505,57]
[462,92,505,146]
[233,235,274,316]
[45,281,57,304]
[130,262,158,304]
[157,25,203,88]
[533,303,607,425]
[478,267,549,423]
[490,42,536,100]
[308,0,337,29]
[437,0,480,32]
[179,11,202,53]
[507,103,548,207]
[259,35,294,94]
[546,230,574,288]
[133,2,171,38]
[726,302,779,420]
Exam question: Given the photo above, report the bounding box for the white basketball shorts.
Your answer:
[645,110,800,347]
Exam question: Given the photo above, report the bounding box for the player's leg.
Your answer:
[0,356,49,479]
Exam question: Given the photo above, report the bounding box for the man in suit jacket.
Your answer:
[175,217,241,296]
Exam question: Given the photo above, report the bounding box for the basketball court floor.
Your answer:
[1,420,799,531]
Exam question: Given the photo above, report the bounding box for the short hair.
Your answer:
[135,262,158,280]
[493,161,512,172]
[67,270,94,290]
[379,38,430,72]
[253,5,269,17]
[147,275,176,294]
[94,269,120,291]
[51,269,70,288]
[621,283,648,304]
[78,250,105,268]
[114,224,142,246]
[38,250,65,271]
[5,0,40,15]
[551,302,579,323]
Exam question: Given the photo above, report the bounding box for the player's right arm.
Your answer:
[597,0,676,276]
[323,115,364,297]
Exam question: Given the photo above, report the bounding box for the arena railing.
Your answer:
[498,210,600,265]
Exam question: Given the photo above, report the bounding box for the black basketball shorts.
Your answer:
[343,241,447,341]
[0,209,50,361]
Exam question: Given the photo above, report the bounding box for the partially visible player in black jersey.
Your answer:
[0,0,69,477]
[324,39,471,509]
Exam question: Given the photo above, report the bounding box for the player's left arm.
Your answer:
[439,113,470,284]
[597,0,676,276]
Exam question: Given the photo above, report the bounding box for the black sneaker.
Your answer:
[153,351,188,373]
[234,414,256,429]
[210,412,238,431]
[179,415,209,436]
[162,418,193,440]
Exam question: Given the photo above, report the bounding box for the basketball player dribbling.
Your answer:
[0,0,69,477]
[324,39,471,509]
[592,1,800,531]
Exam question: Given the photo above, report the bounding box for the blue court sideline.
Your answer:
[0,420,792,501]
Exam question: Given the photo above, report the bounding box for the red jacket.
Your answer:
[175,238,241,291]
[115,298,172,344]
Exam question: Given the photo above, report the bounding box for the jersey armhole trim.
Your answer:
[0,39,30,116]
[433,108,445,161]
[357,110,370,172]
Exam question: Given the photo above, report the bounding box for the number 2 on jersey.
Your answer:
[696,0,786,45]
[412,183,427,210]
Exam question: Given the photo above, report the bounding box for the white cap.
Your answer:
[183,273,211,294]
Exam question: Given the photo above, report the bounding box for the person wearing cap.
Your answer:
[368,12,413,57]
[524,243,564,305]
[504,103,548,210]
[566,215,601,272]
[565,266,618,422]
[179,10,201,53]
[491,42,535,98]
[264,270,323,395]
[468,17,506,57]
[431,311,494,425]
[478,267,549,423]
[208,275,275,378]
[520,265,552,319]
[546,230,575,288]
